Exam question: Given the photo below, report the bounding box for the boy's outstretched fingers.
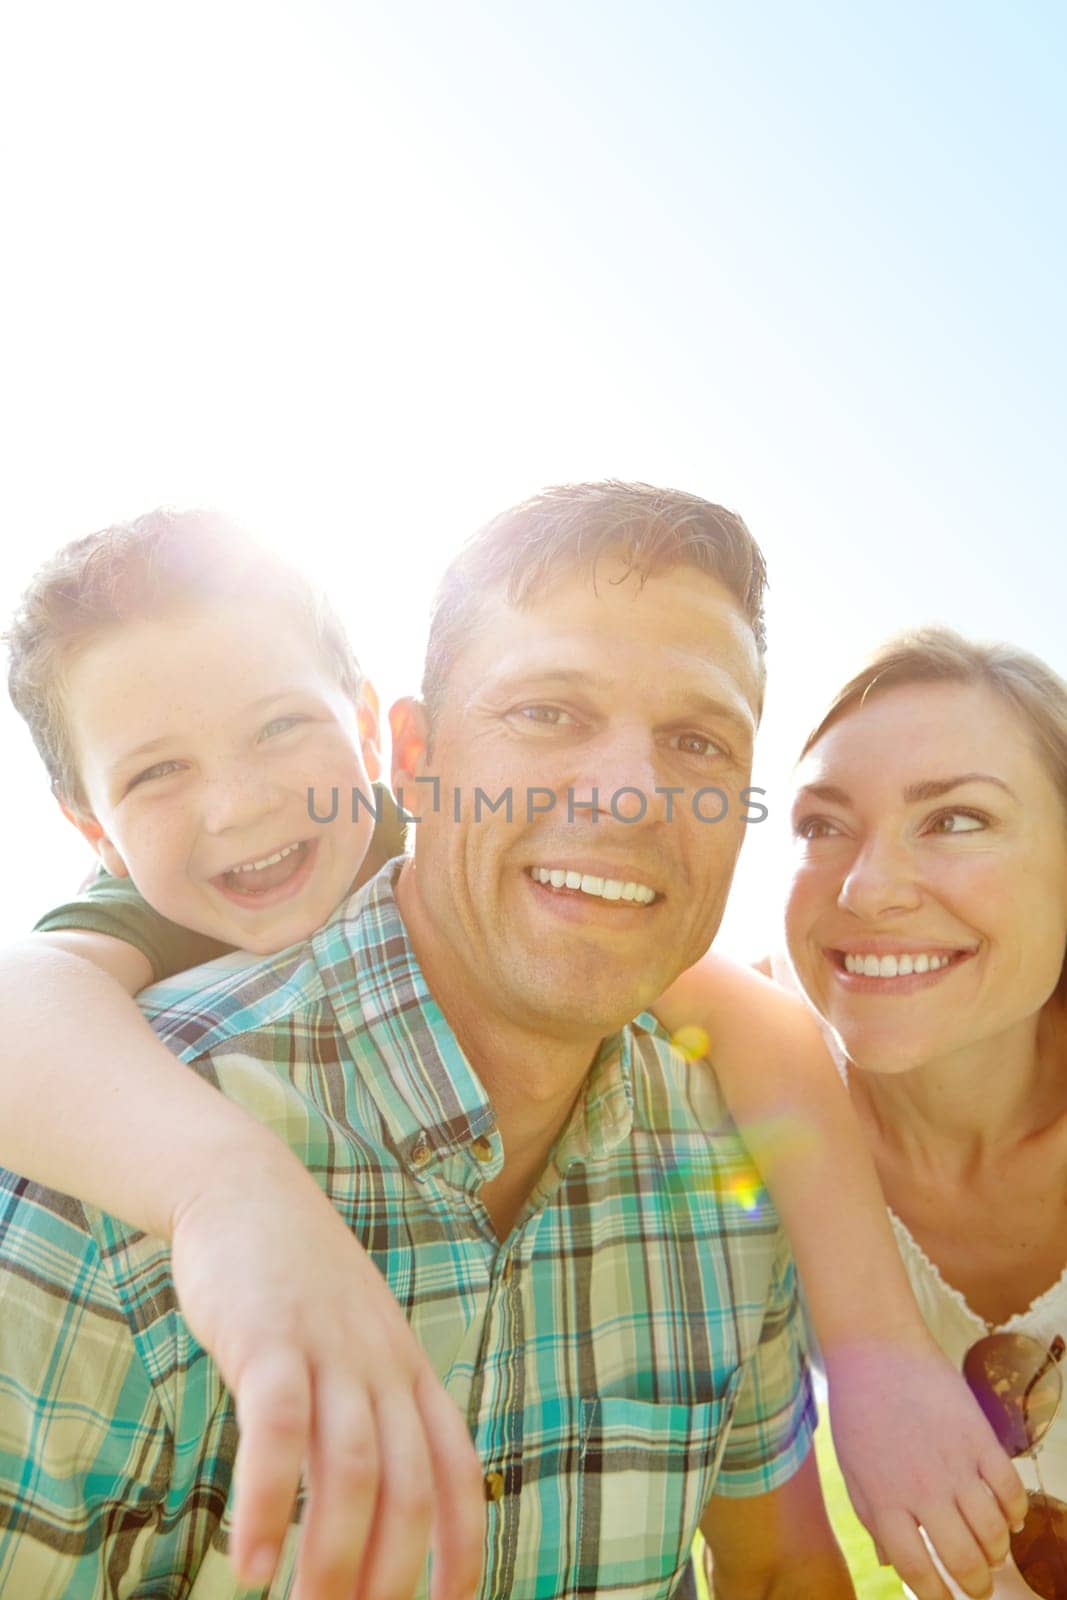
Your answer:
[415,1368,487,1600]
[167,1142,486,1600]
[292,1382,412,1600]
[228,1343,319,1587]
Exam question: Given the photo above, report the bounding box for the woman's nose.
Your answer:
[837,836,922,921]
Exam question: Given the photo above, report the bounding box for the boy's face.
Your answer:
[62,598,380,955]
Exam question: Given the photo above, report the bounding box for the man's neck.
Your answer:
[394,861,607,1235]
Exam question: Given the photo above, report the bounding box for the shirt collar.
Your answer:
[311,864,496,1176]
[310,863,637,1178]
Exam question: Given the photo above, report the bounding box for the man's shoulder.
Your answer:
[138,938,328,1060]
[137,870,400,1062]
[626,1010,737,1135]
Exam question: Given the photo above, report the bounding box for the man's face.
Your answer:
[66,598,380,954]
[395,560,763,1037]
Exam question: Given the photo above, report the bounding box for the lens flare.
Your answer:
[670,1024,711,1062]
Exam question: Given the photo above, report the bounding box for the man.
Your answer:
[0,482,852,1597]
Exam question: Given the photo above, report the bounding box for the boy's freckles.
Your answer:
[61,599,380,954]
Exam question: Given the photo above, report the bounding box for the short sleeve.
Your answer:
[712,1229,817,1497]
[33,871,234,983]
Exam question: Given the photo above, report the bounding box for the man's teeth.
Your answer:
[530,866,656,904]
[231,842,302,874]
[842,952,954,977]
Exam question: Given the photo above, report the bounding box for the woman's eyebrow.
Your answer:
[902,773,1018,802]
[792,782,851,808]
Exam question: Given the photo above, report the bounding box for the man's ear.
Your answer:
[56,800,130,879]
[389,697,435,819]
[356,679,382,784]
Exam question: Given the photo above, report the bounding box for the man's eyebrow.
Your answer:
[792,773,1018,810]
[487,671,754,732]
[111,689,306,769]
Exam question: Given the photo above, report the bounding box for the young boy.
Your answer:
[1,508,1024,1600]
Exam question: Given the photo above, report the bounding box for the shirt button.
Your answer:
[410,1134,432,1168]
[484,1470,505,1502]
[501,1256,514,1283]
[471,1135,494,1163]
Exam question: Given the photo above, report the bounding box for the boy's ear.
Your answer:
[389,697,432,815]
[57,801,130,880]
[356,679,382,784]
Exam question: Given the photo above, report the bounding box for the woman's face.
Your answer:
[785,680,1067,1074]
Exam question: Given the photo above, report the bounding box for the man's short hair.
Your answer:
[5,507,363,811]
[421,480,768,726]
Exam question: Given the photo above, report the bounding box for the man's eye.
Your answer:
[670,732,726,758]
[927,809,986,835]
[260,714,307,740]
[515,705,576,727]
[128,760,183,791]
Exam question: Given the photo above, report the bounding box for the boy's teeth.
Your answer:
[234,842,301,874]
[530,866,656,904]
[842,951,953,977]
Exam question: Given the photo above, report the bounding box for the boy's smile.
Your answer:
[62,599,380,955]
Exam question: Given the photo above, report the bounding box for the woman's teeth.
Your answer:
[842,952,954,978]
[529,866,657,904]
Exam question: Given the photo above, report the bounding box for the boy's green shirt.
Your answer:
[33,783,408,981]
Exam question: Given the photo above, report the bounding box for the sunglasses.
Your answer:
[962,1331,1067,1600]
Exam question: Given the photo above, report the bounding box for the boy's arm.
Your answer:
[656,953,1025,1600]
[0,932,484,1600]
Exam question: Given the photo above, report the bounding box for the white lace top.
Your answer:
[890,1209,1067,1599]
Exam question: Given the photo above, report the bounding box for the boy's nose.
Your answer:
[200,773,284,835]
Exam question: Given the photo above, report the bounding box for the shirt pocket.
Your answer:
[576,1375,743,1599]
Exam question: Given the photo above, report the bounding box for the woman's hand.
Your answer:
[169,1140,485,1600]
[824,1335,1028,1600]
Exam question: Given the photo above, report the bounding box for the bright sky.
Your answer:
[2,0,1064,954]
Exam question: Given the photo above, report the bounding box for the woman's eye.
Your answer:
[260,714,307,740]
[128,760,183,791]
[793,816,841,841]
[670,732,725,759]
[927,809,986,835]
[515,705,576,727]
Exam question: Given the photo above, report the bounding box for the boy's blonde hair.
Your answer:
[800,625,1067,816]
[5,507,362,812]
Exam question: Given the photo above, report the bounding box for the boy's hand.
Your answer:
[824,1336,1028,1600]
[169,1145,485,1600]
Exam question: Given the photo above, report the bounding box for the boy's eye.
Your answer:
[926,809,987,835]
[259,714,308,740]
[128,760,184,791]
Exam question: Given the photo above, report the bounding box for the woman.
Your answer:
[725,627,1067,1599]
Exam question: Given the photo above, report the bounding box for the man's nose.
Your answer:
[199,769,285,835]
[837,834,922,921]
[566,731,666,824]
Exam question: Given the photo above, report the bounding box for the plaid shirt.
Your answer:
[0,866,814,1599]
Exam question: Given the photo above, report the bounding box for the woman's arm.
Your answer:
[0,933,484,1600]
[656,953,1026,1600]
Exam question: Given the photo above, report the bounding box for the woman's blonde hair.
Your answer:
[801,626,1067,815]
